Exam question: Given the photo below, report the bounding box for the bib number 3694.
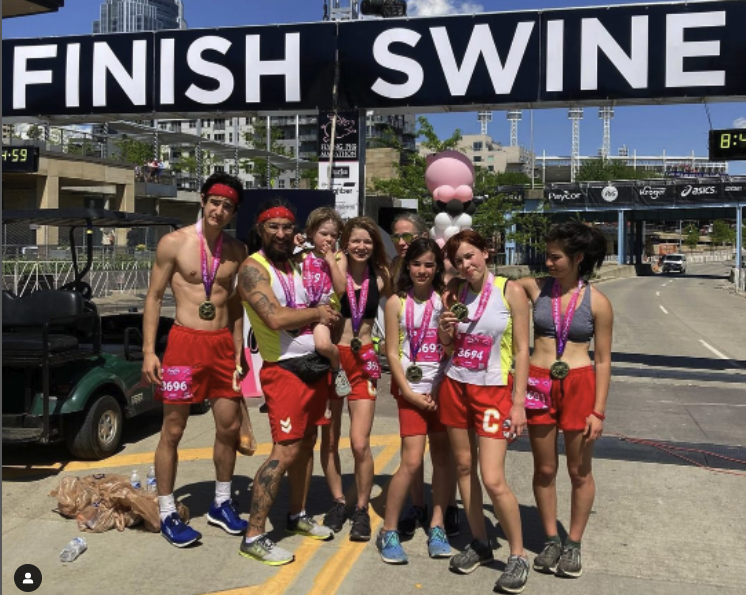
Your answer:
[453,334,492,371]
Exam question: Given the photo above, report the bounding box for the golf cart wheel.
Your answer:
[67,395,123,460]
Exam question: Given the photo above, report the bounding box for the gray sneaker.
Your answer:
[533,540,563,574]
[449,539,494,574]
[333,370,352,398]
[239,535,294,566]
[286,513,333,540]
[556,544,582,578]
[494,555,530,594]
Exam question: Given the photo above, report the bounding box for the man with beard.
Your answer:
[142,172,249,548]
[238,198,341,565]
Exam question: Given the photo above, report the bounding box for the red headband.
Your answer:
[258,207,296,224]
[205,183,240,205]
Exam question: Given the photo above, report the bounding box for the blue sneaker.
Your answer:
[376,530,408,564]
[207,499,248,535]
[161,513,202,548]
[427,526,453,558]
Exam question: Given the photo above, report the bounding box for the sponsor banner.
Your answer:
[723,183,746,203]
[4,1,746,119]
[496,185,525,207]
[586,183,634,207]
[675,182,722,205]
[318,162,360,220]
[635,183,673,206]
[545,186,585,207]
[318,110,360,161]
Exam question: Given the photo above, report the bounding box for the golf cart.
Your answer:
[2,208,179,460]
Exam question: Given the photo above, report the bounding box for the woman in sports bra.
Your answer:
[320,216,393,542]
[377,238,453,564]
[437,230,532,594]
[516,222,613,580]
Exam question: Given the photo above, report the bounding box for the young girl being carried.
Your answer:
[298,207,351,398]
[377,238,454,564]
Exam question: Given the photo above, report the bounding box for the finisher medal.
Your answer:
[350,337,363,353]
[197,219,223,321]
[405,364,424,383]
[450,302,469,322]
[550,360,570,380]
[346,267,370,355]
[198,300,216,321]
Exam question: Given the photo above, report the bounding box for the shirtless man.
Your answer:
[142,172,248,548]
[238,198,340,566]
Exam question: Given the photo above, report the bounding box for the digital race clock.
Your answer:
[2,146,40,173]
[709,129,746,161]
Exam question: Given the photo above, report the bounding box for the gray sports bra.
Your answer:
[533,281,594,343]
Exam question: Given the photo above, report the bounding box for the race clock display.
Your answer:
[709,129,746,161]
[2,146,40,173]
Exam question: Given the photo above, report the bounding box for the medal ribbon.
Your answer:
[459,273,494,324]
[551,279,584,358]
[346,266,370,336]
[196,219,223,301]
[261,250,297,309]
[406,290,435,363]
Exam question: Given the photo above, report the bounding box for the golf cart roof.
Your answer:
[1,208,181,228]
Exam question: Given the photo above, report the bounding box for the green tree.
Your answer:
[472,170,533,243]
[172,150,217,178]
[510,208,553,251]
[113,135,153,165]
[710,220,736,247]
[683,224,700,251]
[576,158,659,182]
[26,124,43,141]
[243,118,291,188]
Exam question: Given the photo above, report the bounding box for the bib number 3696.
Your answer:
[158,366,194,402]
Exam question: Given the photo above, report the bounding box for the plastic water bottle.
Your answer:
[146,466,157,493]
[130,469,142,490]
[60,537,87,562]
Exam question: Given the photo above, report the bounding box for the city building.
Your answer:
[93,0,186,33]
[419,133,533,176]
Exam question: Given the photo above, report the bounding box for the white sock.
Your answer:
[289,510,306,521]
[215,481,232,507]
[158,494,177,522]
[245,533,264,544]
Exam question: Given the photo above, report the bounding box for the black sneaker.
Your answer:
[556,543,582,578]
[445,505,460,537]
[533,540,563,574]
[349,507,371,542]
[397,504,427,537]
[323,501,348,533]
[494,555,530,594]
[449,539,494,574]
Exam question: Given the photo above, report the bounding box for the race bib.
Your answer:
[159,366,194,402]
[453,333,492,371]
[526,376,552,411]
[360,348,382,380]
[411,328,442,363]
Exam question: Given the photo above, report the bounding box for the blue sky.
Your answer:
[4,0,745,173]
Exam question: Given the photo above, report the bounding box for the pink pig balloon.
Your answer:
[425,151,475,204]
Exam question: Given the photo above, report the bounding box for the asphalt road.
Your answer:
[2,262,745,595]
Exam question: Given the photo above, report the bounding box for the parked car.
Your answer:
[662,253,687,274]
[2,208,180,460]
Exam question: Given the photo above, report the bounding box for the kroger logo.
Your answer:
[601,185,618,202]
[724,185,744,192]
[548,191,582,202]
[639,185,666,199]
[680,185,717,197]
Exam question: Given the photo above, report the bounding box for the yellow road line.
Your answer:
[203,439,402,595]
[308,441,401,595]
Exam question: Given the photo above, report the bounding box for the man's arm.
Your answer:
[238,258,339,331]
[142,234,178,384]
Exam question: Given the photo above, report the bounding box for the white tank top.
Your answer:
[445,276,513,386]
[397,292,447,394]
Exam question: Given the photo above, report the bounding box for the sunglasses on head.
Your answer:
[391,232,416,244]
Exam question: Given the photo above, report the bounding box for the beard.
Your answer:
[263,239,293,263]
